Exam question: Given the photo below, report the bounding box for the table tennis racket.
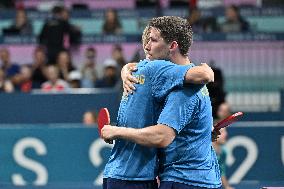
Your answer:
[97,108,110,137]
[214,111,244,131]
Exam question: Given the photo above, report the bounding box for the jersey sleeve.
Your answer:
[157,89,199,134]
[147,60,192,101]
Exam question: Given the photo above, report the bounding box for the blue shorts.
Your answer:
[159,181,222,189]
[103,178,158,189]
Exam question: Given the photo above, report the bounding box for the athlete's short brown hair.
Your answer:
[148,16,193,56]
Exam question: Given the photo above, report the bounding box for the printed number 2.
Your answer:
[89,139,113,186]
[226,136,258,184]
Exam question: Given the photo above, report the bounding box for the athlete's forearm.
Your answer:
[115,125,175,148]
[185,63,214,84]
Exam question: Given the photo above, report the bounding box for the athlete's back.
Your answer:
[157,85,221,188]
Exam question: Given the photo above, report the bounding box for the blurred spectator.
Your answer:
[102,9,122,35]
[31,47,47,88]
[213,102,233,189]
[2,9,33,35]
[68,70,81,88]
[0,48,21,86]
[61,7,82,48]
[135,0,161,16]
[41,65,69,92]
[0,0,15,9]
[111,44,126,71]
[0,69,14,93]
[188,8,204,33]
[95,59,119,88]
[16,65,34,92]
[217,102,231,121]
[83,110,97,126]
[207,61,226,119]
[56,50,75,81]
[170,0,189,7]
[220,5,250,33]
[72,3,89,10]
[213,127,234,189]
[38,5,76,64]
[188,8,218,33]
[136,0,159,7]
[81,47,97,88]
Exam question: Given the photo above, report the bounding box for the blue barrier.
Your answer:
[0,123,283,188]
[226,124,284,183]
[0,90,283,124]
[0,125,109,189]
[282,90,284,113]
[0,90,121,124]
[241,112,284,121]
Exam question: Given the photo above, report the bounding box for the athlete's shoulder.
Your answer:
[149,59,174,66]
[138,59,173,65]
[136,59,175,73]
[137,59,148,66]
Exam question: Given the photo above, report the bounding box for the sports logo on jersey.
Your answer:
[133,74,145,84]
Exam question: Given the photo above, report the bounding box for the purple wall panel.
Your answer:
[189,41,284,77]
[0,43,140,67]
[1,42,283,79]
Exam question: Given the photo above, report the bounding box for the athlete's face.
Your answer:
[144,27,171,61]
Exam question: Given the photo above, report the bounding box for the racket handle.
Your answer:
[212,129,220,142]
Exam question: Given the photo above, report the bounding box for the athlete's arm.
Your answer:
[101,124,175,148]
[121,62,214,93]
[185,63,214,84]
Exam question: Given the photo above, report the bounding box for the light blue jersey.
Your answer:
[104,59,192,180]
[157,85,222,188]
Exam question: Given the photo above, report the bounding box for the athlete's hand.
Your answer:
[121,63,138,94]
[101,125,118,144]
[211,129,221,142]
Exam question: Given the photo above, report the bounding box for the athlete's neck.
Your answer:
[171,55,191,65]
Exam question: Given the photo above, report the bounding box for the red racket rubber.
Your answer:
[97,108,110,137]
[214,112,244,131]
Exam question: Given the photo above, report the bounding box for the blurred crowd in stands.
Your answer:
[0,0,283,118]
[0,44,122,92]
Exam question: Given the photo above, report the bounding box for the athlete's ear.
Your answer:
[169,41,178,51]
